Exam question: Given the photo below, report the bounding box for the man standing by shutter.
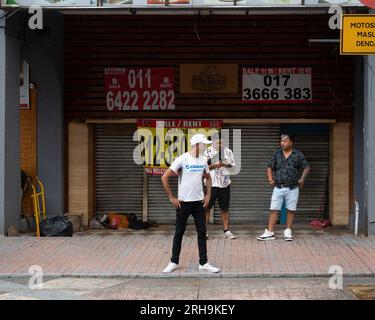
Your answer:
[204,134,236,239]
[257,133,310,241]
[161,133,220,274]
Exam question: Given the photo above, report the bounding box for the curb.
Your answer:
[0,272,374,279]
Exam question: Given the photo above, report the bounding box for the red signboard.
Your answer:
[105,67,175,111]
[136,119,223,128]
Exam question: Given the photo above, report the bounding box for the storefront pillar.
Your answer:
[0,12,21,235]
[330,122,351,226]
[68,122,94,227]
[364,55,375,236]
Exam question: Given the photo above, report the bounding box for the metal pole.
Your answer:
[354,201,359,237]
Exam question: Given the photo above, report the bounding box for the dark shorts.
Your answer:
[207,186,230,211]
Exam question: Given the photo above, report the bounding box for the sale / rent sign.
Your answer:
[135,119,223,175]
[340,15,375,55]
[242,67,312,103]
[105,67,175,111]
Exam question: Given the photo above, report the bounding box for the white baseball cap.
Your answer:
[190,133,212,146]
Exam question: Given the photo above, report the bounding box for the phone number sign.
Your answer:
[105,67,175,111]
[242,67,312,103]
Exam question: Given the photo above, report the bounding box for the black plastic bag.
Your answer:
[40,215,73,237]
[126,213,158,230]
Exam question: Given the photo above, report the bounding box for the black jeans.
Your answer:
[171,201,208,266]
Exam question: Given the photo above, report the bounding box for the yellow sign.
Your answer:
[341,14,375,55]
[136,119,222,175]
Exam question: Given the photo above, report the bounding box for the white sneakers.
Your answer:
[199,262,220,273]
[206,231,237,239]
[257,229,275,241]
[162,262,178,274]
[163,261,220,273]
[257,228,293,241]
[283,228,293,241]
[224,230,236,239]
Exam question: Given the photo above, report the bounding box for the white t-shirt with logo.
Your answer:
[170,152,210,202]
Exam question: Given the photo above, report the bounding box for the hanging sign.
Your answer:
[242,67,312,103]
[340,14,375,55]
[105,67,175,111]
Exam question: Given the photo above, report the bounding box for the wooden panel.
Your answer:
[68,122,93,226]
[64,14,355,121]
[88,124,95,224]
[20,87,37,217]
[330,122,351,226]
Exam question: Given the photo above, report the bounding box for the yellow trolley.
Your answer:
[28,176,46,237]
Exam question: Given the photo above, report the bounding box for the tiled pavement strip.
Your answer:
[0,277,362,300]
[0,225,375,278]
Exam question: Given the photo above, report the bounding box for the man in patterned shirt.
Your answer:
[204,134,236,239]
[257,133,310,241]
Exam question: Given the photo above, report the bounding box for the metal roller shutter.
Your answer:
[213,126,330,224]
[95,125,143,217]
[147,175,179,224]
[214,125,281,224]
[95,124,329,224]
[293,134,330,222]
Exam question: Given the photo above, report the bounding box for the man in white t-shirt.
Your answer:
[161,133,220,274]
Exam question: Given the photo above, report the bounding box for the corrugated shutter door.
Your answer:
[293,135,330,222]
[213,127,330,224]
[214,126,281,224]
[95,125,143,216]
[147,175,179,224]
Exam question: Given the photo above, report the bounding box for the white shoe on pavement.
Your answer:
[162,262,178,274]
[257,229,275,241]
[284,228,293,241]
[224,230,236,239]
[199,262,220,273]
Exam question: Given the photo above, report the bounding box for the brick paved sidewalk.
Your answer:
[1,225,375,278]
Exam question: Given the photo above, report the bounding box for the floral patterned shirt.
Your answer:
[204,146,235,188]
[268,149,309,190]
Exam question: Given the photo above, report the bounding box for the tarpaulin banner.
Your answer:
[135,119,223,175]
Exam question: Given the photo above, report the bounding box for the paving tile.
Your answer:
[0,225,374,278]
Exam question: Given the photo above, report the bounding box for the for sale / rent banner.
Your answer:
[135,119,223,175]
[242,67,312,104]
[105,67,175,111]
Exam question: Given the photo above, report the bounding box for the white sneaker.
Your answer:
[224,230,236,239]
[284,228,293,241]
[257,229,275,241]
[162,262,178,274]
[199,262,220,273]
